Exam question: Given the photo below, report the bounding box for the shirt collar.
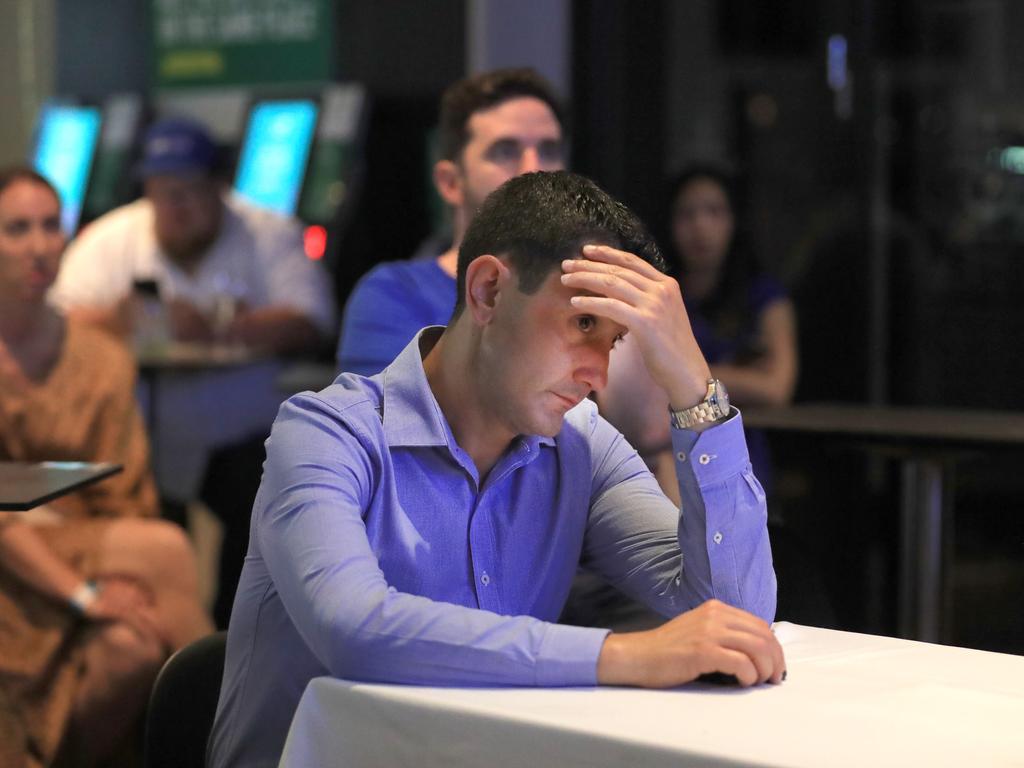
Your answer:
[381,327,450,447]
[380,327,555,451]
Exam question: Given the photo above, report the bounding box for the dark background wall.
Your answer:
[329,0,465,304]
[56,0,149,96]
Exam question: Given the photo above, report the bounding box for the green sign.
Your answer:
[151,0,332,88]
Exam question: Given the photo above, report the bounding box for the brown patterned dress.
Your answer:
[0,321,158,768]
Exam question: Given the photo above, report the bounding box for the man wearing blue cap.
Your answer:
[51,117,337,625]
[56,118,335,348]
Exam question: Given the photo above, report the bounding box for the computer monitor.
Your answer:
[233,99,318,216]
[31,103,102,235]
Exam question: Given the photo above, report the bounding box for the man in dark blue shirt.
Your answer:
[337,68,566,375]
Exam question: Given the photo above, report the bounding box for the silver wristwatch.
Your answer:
[669,379,730,429]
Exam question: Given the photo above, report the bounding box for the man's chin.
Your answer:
[528,410,568,439]
[159,238,214,265]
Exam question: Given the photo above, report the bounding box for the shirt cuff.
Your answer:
[670,407,750,486]
[534,624,611,687]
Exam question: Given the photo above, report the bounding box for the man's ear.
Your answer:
[464,255,512,325]
[433,159,464,208]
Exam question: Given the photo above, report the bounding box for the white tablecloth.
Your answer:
[279,623,1024,767]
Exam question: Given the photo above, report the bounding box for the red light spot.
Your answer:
[303,225,327,260]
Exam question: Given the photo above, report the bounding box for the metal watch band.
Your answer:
[670,400,716,429]
[669,379,728,429]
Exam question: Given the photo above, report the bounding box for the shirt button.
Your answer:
[713,531,723,544]
[699,454,711,465]
[676,451,686,462]
[480,572,490,586]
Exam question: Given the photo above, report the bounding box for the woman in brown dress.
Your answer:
[0,167,212,768]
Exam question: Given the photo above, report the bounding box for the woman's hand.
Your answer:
[84,575,161,639]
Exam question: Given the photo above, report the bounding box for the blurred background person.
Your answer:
[600,165,797,500]
[598,164,834,626]
[669,165,797,490]
[0,167,211,768]
[49,118,337,627]
[336,67,565,375]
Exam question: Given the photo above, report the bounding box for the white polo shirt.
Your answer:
[51,193,337,499]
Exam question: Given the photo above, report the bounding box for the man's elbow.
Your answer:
[310,587,405,681]
[764,384,794,407]
[761,369,797,407]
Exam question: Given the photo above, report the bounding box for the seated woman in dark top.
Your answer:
[600,165,797,501]
[598,166,836,628]
[667,165,797,489]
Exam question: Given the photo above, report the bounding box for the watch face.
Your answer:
[712,379,729,413]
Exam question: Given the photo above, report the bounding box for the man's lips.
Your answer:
[27,268,54,287]
[551,392,583,409]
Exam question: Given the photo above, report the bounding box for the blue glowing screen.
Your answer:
[234,100,318,215]
[827,34,848,91]
[31,104,102,234]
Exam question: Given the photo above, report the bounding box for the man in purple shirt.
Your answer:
[209,171,784,768]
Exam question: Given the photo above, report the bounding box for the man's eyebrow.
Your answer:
[490,134,561,146]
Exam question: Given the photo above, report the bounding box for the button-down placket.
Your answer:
[466,437,550,612]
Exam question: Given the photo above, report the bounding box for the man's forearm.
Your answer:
[227,308,322,355]
[66,304,133,339]
[672,414,776,622]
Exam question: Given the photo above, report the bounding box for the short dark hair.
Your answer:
[0,166,60,202]
[438,68,565,162]
[454,171,665,315]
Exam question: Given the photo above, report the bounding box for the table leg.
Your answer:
[898,458,945,642]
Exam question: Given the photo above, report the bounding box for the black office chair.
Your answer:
[144,630,227,768]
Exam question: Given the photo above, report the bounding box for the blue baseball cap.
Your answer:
[137,117,218,177]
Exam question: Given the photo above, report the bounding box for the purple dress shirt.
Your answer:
[208,328,775,768]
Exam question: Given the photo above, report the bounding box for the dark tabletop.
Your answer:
[135,342,265,371]
[0,461,123,511]
[740,403,1024,449]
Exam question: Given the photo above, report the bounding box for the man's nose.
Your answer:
[28,226,52,257]
[519,147,542,174]
[574,346,610,393]
[694,210,719,232]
